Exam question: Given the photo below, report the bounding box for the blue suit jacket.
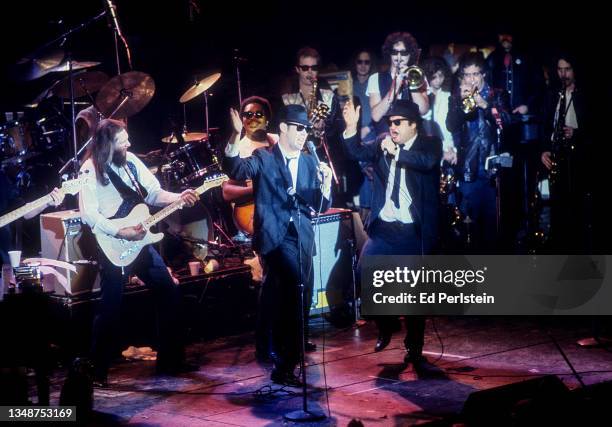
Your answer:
[223,143,331,256]
[343,132,442,253]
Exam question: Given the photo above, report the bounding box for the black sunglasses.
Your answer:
[298,64,319,72]
[241,111,265,119]
[287,122,310,132]
[391,49,409,56]
[356,59,371,65]
[386,118,409,127]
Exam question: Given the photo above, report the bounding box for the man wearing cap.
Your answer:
[342,98,442,365]
[223,104,333,386]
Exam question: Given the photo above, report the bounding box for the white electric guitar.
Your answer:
[96,173,228,267]
[0,176,89,228]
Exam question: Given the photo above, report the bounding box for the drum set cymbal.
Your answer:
[179,72,221,103]
[14,48,65,81]
[49,60,101,73]
[161,132,208,143]
[95,71,155,119]
[50,70,110,99]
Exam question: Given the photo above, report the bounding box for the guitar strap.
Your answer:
[106,162,149,219]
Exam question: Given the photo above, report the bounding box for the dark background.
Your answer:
[0,1,600,148]
[0,0,608,250]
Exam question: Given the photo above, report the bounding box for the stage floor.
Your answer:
[44,316,612,426]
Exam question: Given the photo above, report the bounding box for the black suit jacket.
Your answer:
[223,143,331,256]
[343,132,442,253]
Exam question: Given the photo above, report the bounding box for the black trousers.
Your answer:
[261,222,314,374]
[91,245,185,378]
[360,219,426,354]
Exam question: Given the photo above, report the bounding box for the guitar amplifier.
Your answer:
[310,208,356,320]
[40,210,100,296]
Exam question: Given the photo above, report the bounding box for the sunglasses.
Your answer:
[356,59,371,65]
[298,64,319,72]
[241,111,265,119]
[391,49,409,56]
[287,122,310,132]
[386,118,409,127]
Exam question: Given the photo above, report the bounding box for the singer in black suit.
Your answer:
[342,99,442,365]
[223,105,332,386]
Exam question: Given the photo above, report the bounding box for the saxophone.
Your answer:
[549,87,567,188]
[307,77,329,139]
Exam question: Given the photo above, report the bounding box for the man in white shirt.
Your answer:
[79,119,198,385]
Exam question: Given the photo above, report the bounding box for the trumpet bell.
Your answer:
[405,66,425,91]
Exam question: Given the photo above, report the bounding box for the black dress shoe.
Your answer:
[156,361,199,375]
[374,333,391,352]
[403,352,426,366]
[305,341,317,352]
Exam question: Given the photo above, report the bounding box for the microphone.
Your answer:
[305,141,320,165]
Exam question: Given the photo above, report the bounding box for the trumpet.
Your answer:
[461,84,480,114]
[400,65,425,90]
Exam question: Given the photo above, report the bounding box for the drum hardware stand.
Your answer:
[233,49,246,106]
[203,90,211,139]
[58,95,129,175]
[21,10,114,178]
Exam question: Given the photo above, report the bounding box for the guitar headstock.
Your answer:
[195,173,229,195]
[60,174,92,195]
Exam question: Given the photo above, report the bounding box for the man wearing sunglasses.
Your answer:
[282,47,335,125]
[447,52,510,252]
[342,98,442,365]
[368,32,429,137]
[224,105,332,386]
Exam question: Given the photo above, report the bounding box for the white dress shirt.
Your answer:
[79,152,180,237]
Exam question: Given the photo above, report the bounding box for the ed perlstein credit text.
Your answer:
[370,266,495,304]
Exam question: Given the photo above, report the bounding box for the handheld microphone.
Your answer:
[305,140,320,165]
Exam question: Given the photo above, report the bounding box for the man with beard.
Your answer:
[540,53,590,252]
[79,119,199,386]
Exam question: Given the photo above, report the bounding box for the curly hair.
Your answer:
[421,56,453,91]
[381,32,420,66]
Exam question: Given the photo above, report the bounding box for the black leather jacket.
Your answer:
[446,85,509,182]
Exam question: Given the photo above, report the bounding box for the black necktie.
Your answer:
[390,159,401,209]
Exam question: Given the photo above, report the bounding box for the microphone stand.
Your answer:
[29,11,108,178]
[284,190,326,423]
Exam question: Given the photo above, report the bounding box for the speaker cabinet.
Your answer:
[40,210,100,296]
[310,208,356,323]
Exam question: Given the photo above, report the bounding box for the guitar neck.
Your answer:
[142,198,186,229]
[0,194,54,228]
[141,184,210,229]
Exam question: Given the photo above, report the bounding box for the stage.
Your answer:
[36,316,612,426]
